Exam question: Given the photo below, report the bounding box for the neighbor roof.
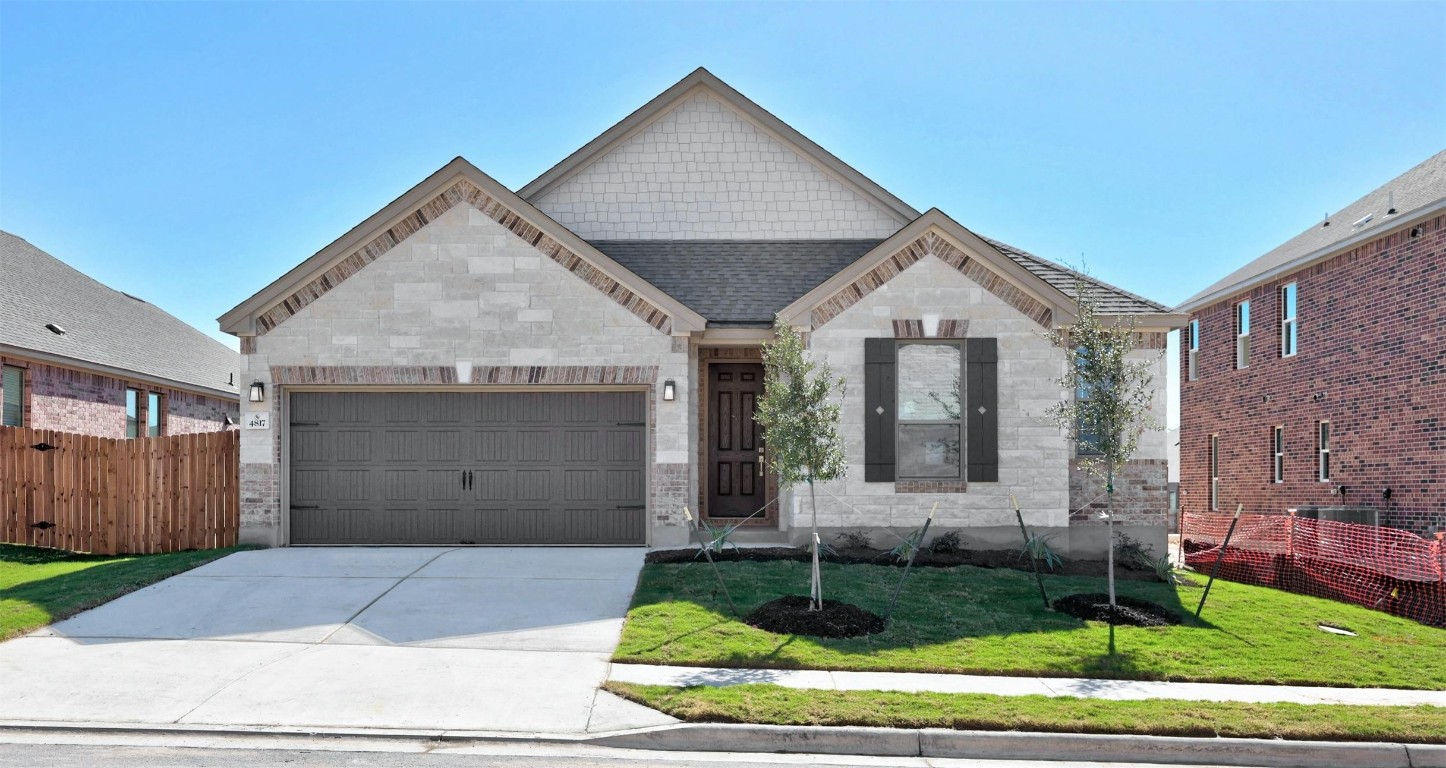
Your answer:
[1179,149,1446,311]
[0,231,239,398]
[589,240,883,326]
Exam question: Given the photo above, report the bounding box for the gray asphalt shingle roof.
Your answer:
[1179,149,1446,310]
[0,231,239,397]
[592,236,1168,325]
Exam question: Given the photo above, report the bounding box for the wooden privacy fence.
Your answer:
[0,427,239,555]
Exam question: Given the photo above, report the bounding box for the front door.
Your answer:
[707,363,767,520]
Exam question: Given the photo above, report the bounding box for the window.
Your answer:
[1235,301,1251,369]
[1074,347,1104,455]
[895,342,962,478]
[2,365,23,427]
[1280,283,1297,357]
[1318,421,1331,481]
[126,388,140,438]
[147,392,163,437]
[1210,435,1220,511]
[1187,319,1199,381]
[1272,426,1284,483]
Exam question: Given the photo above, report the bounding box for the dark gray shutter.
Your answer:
[863,338,897,482]
[966,338,998,482]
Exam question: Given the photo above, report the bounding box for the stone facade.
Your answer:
[533,91,904,241]
[0,355,237,437]
[239,203,692,546]
[1181,214,1446,537]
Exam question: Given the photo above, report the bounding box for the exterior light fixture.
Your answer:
[249,381,265,403]
[662,379,676,402]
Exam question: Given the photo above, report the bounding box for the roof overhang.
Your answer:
[1176,197,1446,313]
[219,157,707,337]
[516,68,920,226]
[0,343,239,401]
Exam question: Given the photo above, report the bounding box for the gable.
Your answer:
[524,72,916,241]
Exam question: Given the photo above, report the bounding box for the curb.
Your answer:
[588,723,1446,768]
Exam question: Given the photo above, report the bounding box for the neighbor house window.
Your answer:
[2,365,23,427]
[1187,319,1199,381]
[1318,421,1331,481]
[1280,283,1297,357]
[126,388,141,438]
[1074,347,1103,456]
[147,392,163,437]
[896,342,962,478]
[1272,426,1284,484]
[1210,434,1220,511]
[1235,301,1251,369]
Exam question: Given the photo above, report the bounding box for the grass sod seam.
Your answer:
[605,683,1446,744]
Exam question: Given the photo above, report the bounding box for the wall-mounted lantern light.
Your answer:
[662,379,676,402]
[249,381,266,403]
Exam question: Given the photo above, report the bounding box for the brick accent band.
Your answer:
[254,179,672,336]
[270,365,659,386]
[896,480,969,494]
[813,231,1054,329]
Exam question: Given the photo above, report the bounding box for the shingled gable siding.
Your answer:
[252,178,672,336]
[0,356,237,437]
[533,91,903,240]
[811,232,1054,329]
[804,253,1071,538]
[237,203,692,547]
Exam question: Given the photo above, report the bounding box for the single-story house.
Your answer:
[221,68,1183,554]
[1,231,240,437]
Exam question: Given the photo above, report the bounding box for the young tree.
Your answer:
[756,318,847,611]
[1044,284,1161,631]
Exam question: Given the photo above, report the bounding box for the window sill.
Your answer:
[896,479,968,494]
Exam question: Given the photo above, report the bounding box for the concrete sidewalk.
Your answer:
[608,663,1446,707]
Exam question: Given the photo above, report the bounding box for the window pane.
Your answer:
[1283,284,1297,319]
[147,392,162,437]
[126,389,139,438]
[2,366,22,427]
[1238,302,1250,334]
[1188,320,1199,350]
[897,424,960,478]
[1319,422,1329,450]
[897,343,960,421]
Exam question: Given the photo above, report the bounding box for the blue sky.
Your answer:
[2,1,1443,427]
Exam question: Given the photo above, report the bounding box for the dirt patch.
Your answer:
[745,595,886,638]
[1052,593,1182,627]
[646,546,1161,581]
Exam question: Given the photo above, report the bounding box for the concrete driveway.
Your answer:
[0,547,674,734]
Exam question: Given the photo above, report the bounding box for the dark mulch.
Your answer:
[1052,592,1183,627]
[646,546,1161,581]
[745,595,887,638]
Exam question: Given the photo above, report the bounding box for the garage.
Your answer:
[287,391,647,545]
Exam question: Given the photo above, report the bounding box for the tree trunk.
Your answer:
[1107,461,1117,655]
[808,478,822,611]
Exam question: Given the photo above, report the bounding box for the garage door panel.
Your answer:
[426,430,462,463]
[426,469,463,501]
[335,431,372,462]
[515,431,550,462]
[474,470,510,500]
[606,431,643,462]
[383,430,421,462]
[336,470,369,500]
[564,431,599,462]
[514,470,551,501]
[383,470,420,501]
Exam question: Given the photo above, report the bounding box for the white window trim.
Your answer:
[1318,421,1331,482]
[1272,426,1284,484]
[1187,319,1199,381]
[1281,283,1297,358]
[1235,301,1251,369]
[1210,434,1220,511]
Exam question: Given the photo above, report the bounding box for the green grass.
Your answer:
[606,683,1446,743]
[0,543,250,641]
[615,560,1446,690]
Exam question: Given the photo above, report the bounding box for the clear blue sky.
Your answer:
[3,1,1443,426]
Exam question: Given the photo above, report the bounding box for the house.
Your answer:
[0,231,240,437]
[221,69,1183,553]
[1176,149,1446,536]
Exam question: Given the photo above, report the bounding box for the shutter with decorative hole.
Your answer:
[863,338,897,481]
[966,338,998,482]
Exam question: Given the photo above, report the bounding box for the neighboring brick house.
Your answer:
[221,68,1183,553]
[1177,150,1446,537]
[0,231,240,437]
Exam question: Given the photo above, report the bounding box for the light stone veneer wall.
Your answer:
[239,204,692,546]
[533,92,904,240]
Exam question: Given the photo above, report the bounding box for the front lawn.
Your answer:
[606,683,1446,743]
[616,560,1446,690]
[0,544,249,641]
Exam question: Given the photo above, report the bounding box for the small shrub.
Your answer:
[694,520,740,559]
[1114,531,1153,571]
[1144,553,1185,584]
[889,528,925,563]
[928,531,964,554]
[1020,532,1063,571]
[833,529,873,550]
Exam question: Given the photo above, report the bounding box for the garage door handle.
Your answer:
[461,470,473,490]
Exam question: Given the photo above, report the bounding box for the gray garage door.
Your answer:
[288,391,647,545]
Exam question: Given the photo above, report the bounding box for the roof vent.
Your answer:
[1386,190,1397,216]
[1351,213,1373,229]
[1321,213,1330,228]
[44,323,65,336]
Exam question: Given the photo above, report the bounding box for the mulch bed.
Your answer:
[1052,592,1182,627]
[647,546,1161,581]
[745,595,886,638]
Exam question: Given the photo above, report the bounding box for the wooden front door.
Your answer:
[708,362,767,520]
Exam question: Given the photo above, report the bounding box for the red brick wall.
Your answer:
[0,356,238,438]
[1181,214,1446,536]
